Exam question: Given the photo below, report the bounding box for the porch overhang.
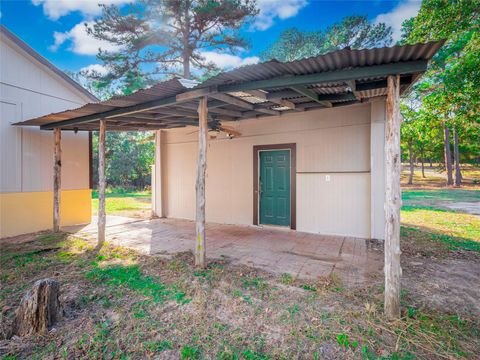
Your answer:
[13,41,443,132]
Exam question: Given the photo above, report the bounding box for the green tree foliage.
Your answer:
[80,1,259,189]
[260,15,392,61]
[92,131,155,190]
[400,0,480,185]
[85,0,258,90]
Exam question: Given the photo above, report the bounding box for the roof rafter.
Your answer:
[246,90,299,111]
[346,80,362,101]
[290,86,332,107]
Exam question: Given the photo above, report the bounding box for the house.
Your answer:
[0,25,96,238]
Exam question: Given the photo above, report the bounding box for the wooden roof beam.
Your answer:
[210,93,255,110]
[356,75,412,91]
[218,60,427,92]
[255,107,282,116]
[246,90,299,111]
[152,108,199,118]
[290,86,332,108]
[209,92,283,116]
[176,85,217,102]
[346,80,362,101]
[176,102,241,119]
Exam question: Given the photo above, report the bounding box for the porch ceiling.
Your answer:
[14,41,444,132]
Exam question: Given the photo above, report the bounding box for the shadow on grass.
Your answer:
[401,226,480,256]
[401,206,480,242]
[402,189,480,203]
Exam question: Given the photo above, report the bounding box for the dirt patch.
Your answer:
[403,257,480,317]
[440,201,480,215]
[0,232,39,246]
[113,208,153,219]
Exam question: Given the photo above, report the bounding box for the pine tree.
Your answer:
[86,0,258,88]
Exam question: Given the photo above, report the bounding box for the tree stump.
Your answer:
[11,279,62,337]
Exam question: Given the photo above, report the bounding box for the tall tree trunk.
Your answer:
[443,124,453,186]
[183,55,191,79]
[408,138,414,185]
[453,125,462,186]
[429,158,432,168]
[182,0,191,79]
[421,149,425,178]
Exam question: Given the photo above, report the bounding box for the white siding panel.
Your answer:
[1,37,88,104]
[296,173,371,237]
[297,124,370,172]
[164,142,196,220]
[0,37,90,193]
[370,100,386,239]
[0,100,22,192]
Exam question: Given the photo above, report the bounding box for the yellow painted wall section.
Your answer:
[0,189,91,238]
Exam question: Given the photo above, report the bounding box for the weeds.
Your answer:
[1,231,478,359]
[86,264,190,304]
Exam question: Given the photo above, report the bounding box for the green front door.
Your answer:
[259,150,291,227]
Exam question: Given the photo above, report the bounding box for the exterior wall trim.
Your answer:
[253,143,297,230]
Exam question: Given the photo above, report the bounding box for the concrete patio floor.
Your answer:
[64,216,383,284]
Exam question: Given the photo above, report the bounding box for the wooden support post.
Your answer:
[53,128,61,232]
[153,130,165,218]
[97,119,107,248]
[195,96,208,268]
[384,75,402,319]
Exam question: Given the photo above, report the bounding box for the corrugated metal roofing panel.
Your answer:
[200,41,443,88]
[14,41,444,130]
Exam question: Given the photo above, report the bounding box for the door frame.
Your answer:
[253,143,296,229]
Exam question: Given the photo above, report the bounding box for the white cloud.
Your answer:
[200,51,259,69]
[49,21,121,55]
[48,31,69,52]
[252,0,308,31]
[80,63,109,75]
[374,0,422,41]
[32,0,130,20]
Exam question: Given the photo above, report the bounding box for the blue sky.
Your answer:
[1,0,421,75]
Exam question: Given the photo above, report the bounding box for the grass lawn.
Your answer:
[91,189,151,218]
[401,188,480,249]
[1,232,479,359]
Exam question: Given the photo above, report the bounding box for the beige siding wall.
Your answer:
[158,102,385,239]
[0,34,90,193]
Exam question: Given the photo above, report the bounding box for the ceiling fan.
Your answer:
[187,119,242,139]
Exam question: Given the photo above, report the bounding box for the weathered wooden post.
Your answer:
[195,96,208,268]
[53,128,61,232]
[97,119,107,248]
[384,75,402,319]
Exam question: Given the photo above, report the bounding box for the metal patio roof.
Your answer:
[14,41,444,132]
